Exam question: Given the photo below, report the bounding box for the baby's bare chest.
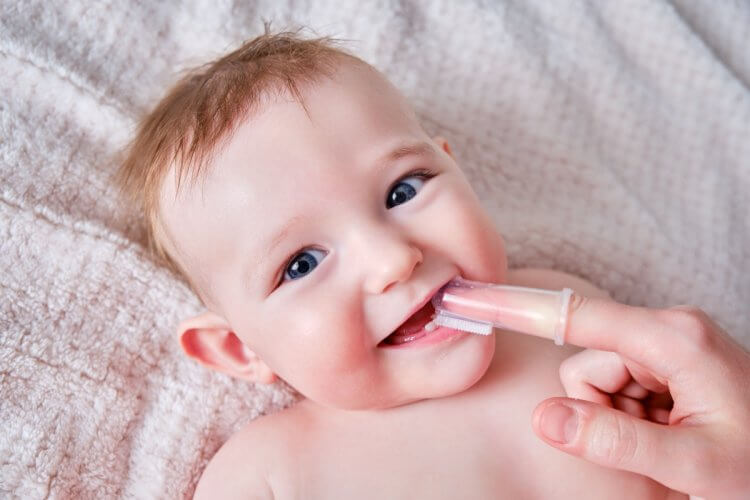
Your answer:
[276,408,519,499]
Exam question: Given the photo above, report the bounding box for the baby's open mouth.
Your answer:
[378,300,436,346]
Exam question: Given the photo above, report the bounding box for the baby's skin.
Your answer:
[157,60,687,499]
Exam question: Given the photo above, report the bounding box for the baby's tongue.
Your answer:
[393,301,434,336]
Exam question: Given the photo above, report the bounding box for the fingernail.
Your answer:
[540,403,578,444]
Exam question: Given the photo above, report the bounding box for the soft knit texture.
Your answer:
[1,1,748,498]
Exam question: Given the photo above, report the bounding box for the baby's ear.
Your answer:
[177,311,277,384]
[432,136,454,158]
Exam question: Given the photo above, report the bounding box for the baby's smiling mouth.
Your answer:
[378,301,436,346]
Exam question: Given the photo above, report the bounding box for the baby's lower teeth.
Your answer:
[423,321,437,332]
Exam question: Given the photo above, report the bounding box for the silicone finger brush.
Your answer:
[426,277,574,346]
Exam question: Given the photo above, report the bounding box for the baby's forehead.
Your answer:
[165,66,419,192]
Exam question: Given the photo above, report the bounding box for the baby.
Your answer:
[117,30,686,499]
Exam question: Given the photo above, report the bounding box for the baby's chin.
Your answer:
[368,333,498,410]
[423,333,496,399]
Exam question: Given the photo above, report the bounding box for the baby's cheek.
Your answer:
[472,210,507,279]
[281,325,378,407]
[287,308,370,372]
[436,189,507,281]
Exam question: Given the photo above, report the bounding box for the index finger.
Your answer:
[562,293,681,379]
[435,280,687,378]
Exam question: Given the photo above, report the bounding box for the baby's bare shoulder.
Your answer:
[193,411,299,500]
[506,267,611,299]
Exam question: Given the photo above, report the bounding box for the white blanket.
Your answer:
[2,0,748,497]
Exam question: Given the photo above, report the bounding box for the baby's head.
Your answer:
[117,29,507,410]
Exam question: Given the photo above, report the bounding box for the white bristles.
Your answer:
[431,314,494,335]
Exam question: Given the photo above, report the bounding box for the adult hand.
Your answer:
[531,296,750,499]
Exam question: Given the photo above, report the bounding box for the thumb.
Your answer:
[532,398,702,488]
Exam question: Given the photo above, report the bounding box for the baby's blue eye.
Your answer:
[386,175,427,209]
[283,248,326,282]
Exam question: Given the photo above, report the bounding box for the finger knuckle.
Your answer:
[589,413,640,468]
[677,436,717,489]
[558,357,582,385]
[688,434,748,493]
[692,450,718,483]
[663,307,714,351]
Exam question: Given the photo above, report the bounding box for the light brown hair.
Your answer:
[115,27,358,303]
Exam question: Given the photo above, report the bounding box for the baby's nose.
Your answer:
[358,226,423,294]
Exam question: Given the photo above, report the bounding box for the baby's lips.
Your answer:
[433,278,566,342]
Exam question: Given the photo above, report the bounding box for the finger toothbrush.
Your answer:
[425,277,573,346]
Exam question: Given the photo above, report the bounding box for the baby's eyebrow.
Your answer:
[373,141,435,175]
[263,214,305,257]
[245,214,306,284]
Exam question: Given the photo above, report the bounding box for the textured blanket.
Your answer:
[1,0,748,497]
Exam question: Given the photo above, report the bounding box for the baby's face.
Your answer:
[160,62,507,409]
